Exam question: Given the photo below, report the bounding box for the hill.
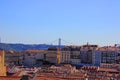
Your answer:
[0,43,55,51]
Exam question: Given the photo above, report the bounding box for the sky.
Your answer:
[0,0,120,46]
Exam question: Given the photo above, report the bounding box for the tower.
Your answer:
[0,50,6,76]
[58,38,61,48]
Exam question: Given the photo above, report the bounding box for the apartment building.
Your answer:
[23,50,45,67]
[46,47,70,64]
[5,51,20,66]
[100,46,119,64]
[46,46,81,65]
[46,47,60,64]
[69,46,81,65]
[80,44,99,65]
[116,51,120,64]
[45,45,120,66]
[61,47,71,63]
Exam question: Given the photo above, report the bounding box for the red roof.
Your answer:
[0,77,20,80]
[25,50,45,53]
[81,66,98,71]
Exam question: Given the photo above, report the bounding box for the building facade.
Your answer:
[23,50,46,67]
[115,51,120,64]
[60,50,70,64]
[80,45,99,65]
[46,46,81,65]
[100,46,119,64]
[101,51,116,64]
[5,51,20,66]
[69,46,81,65]
[0,50,6,76]
[46,47,60,64]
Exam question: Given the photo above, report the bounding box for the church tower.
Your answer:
[0,50,6,76]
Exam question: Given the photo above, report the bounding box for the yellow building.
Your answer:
[0,50,6,76]
[46,47,61,64]
[46,46,81,64]
[46,50,60,64]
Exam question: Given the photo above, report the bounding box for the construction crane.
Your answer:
[57,38,61,64]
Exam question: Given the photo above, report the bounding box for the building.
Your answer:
[116,51,120,64]
[93,50,101,66]
[0,49,6,76]
[5,51,20,66]
[61,47,71,64]
[100,46,119,64]
[101,51,116,64]
[69,46,81,65]
[18,51,24,66]
[46,45,120,66]
[80,44,99,65]
[46,47,61,64]
[23,50,46,67]
[98,46,120,69]
[46,46,81,65]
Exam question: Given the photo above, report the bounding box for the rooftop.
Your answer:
[25,50,45,53]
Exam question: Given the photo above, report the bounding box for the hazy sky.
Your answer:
[0,0,120,46]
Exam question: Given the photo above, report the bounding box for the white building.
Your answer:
[80,44,100,66]
[93,50,101,66]
[60,51,71,64]
[70,51,81,65]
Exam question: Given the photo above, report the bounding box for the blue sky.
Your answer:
[0,0,120,46]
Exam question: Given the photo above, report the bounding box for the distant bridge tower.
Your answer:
[58,38,61,48]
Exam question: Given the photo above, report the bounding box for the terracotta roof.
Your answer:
[99,46,120,51]
[98,68,119,73]
[81,66,98,71]
[36,77,67,80]
[0,76,84,80]
[0,77,20,80]
[25,50,45,53]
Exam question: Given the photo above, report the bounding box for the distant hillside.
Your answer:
[0,43,55,51]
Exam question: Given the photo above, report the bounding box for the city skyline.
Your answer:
[0,0,120,46]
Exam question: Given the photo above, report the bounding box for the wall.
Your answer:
[0,50,6,76]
